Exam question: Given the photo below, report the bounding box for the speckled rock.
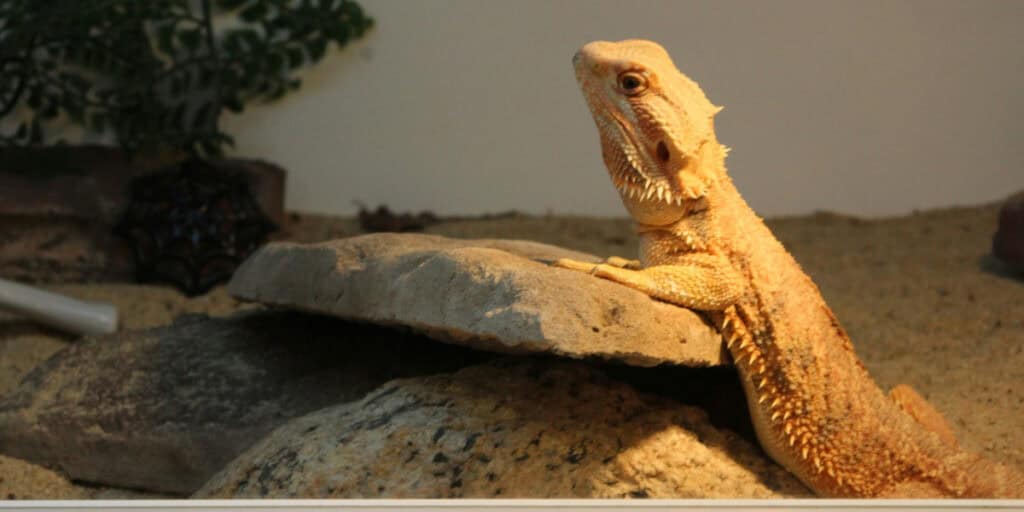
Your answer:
[228,234,726,367]
[0,284,246,399]
[195,360,810,498]
[0,311,482,495]
[0,319,69,400]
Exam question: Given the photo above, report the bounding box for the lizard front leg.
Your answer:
[553,253,743,311]
[554,256,641,271]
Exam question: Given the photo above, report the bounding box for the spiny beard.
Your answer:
[612,167,688,206]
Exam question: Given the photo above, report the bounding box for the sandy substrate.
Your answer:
[0,201,1021,498]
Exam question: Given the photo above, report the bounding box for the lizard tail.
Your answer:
[946,452,1024,498]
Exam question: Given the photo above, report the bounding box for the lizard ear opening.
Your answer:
[656,141,670,163]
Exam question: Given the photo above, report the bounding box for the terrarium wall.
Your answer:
[221,0,1022,219]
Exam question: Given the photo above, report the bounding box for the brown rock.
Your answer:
[196,359,810,498]
[228,233,726,367]
[0,311,483,495]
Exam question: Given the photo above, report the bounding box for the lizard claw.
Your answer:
[604,256,642,269]
[551,258,599,273]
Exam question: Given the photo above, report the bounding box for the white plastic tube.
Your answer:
[0,277,118,336]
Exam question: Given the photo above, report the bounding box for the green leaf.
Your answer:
[306,38,327,61]
[15,122,27,139]
[179,29,201,51]
[355,15,374,35]
[193,101,212,129]
[266,52,284,74]
[326,23,350,45]
[242,60,261,81]
[219,67,240,87]
[286,47,304,69]
[157,25,176,53]
[222,33,242,54]
[216,0,248,9]
[171,104,186,129]
[64,46,80,63]
[223,96,244,113]
[198,138,221,157]
[239,3,266,22]
[239,28,262,48]
[198,66,216,88]
[268,84,286,101]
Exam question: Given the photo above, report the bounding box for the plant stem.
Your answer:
[150,55,219,83]
[0,69,26,118]
[200,0,222,145]
[0,35,37,118]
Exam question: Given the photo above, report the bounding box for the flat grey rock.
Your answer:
[0,311,482,495]
[196,359,810,498]
[228,234,725,367]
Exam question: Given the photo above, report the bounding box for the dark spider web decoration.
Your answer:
[114,158,276,296]
[994,192,1024,272]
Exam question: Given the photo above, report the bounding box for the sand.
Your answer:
[0,200,1020,498]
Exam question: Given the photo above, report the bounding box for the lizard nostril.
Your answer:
[656,141,670,163]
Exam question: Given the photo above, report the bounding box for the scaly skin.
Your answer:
[556,39,1024,498]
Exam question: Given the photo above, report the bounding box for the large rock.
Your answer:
[196,360,810,498]
[0,311,483,495]
[228,234,726,367]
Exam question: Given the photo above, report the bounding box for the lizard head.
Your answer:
[573,39,727,215]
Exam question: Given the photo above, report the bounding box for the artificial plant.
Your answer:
[0,0,372,156]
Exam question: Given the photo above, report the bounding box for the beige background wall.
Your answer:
[224,0,1023,218]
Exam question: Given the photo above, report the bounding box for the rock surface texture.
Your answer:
[228,234,725,367]
[196,359,811,498]
[0,311,482,495]
[0,283,244,399]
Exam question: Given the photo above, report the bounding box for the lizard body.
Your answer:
[557,39,1023,498]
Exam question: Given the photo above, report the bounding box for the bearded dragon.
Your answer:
[555,39,1024,498]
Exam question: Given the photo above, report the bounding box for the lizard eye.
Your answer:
[617,71,647,95]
